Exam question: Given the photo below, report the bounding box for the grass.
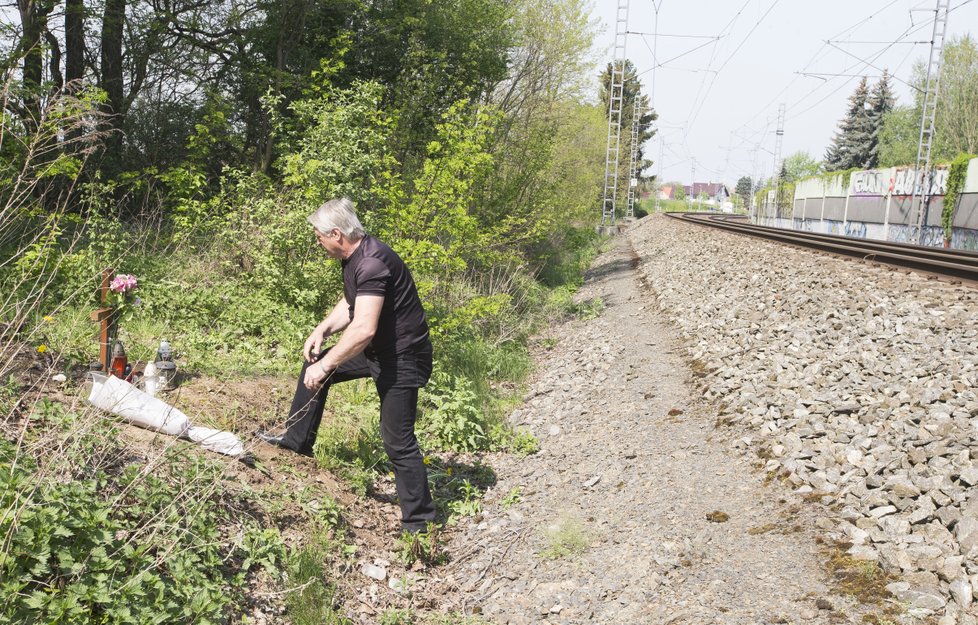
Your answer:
[823,544,896,605]
[285,539,351,625]
[540,515,592,559]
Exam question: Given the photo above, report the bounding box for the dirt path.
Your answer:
[443,233,845,624]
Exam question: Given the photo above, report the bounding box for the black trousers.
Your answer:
[281,345,435,531]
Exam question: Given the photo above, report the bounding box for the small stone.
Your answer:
[583,475,601,488]
[52,373,67,383]
[959,467,978,487]
[870,505,897,518]
[847,545,878,561]
[815,597,833,611]
[550,604,563,614]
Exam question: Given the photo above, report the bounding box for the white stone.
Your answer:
[950,580,973,608]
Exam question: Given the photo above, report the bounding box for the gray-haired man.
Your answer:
[259,198,436,533]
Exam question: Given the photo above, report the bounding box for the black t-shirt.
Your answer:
[342,235,430,357]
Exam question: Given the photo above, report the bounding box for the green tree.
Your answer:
[599,59,658,214]
[825,77,872,170]
[878,36,978,167]
[878,105,919,167]
[866,70,895,168]
[782,151,822,182]
[735,175,753,205]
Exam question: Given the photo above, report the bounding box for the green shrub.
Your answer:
[419,371,488,452]
[0,436,278,625]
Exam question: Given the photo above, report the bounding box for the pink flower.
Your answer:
[110,274,138,294]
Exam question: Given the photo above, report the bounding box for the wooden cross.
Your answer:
[90,269,114,372]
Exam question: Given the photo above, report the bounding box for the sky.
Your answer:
[590,0,978,188]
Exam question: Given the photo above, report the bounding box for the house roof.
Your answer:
[683,182,730,197]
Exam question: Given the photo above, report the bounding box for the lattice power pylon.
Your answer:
[771,103,786,220]
[625,98,642,219]
[601,0,629,226]
[911,0,950,245]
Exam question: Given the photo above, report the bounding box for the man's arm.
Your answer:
[304,297,353,362]
[304,295,383,389]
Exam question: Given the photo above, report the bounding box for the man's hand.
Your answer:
[303,360,335,391]
[303,325,327,362]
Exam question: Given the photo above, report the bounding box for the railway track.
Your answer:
[666,211,978,284]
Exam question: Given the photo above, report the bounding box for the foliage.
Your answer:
[735,176,753,204]
[879,36,978,166]
[942,153,976,242]
[782,152,822,182]
[824,76,892,170]
[284,540,351,625]
[379,609,416,625]
[878,105,919,168]
[599,59,658,213]
[501,487,523,508]
[420,371,489,452]
[0,434,281,625]
[395,526,445,567]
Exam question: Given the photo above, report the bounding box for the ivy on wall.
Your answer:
[942,153,976,243]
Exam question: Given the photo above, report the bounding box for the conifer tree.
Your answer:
[824,77,871,170]
[866,71,895,168]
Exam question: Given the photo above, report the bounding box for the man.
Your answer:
[259,197,436,533]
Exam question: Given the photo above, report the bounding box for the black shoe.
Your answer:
[256,430,313,457]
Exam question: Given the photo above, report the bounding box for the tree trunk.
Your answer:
[17,0,46,132]
[100,0,126,172]
[65,0,85,87]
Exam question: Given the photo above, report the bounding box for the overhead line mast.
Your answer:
[911,0,950,245]
[601,0,629,227]
[626,98,642,219]
[771,103,786,221]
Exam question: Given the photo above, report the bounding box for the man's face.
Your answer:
[316,228,343,258]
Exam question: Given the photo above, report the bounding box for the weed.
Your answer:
[395,525,446,567]
[748,523,778,535]
[802,491,832,503]
[501,487,522,508]
[446,479,483,521]
[540,515,591,559]
[575,297,605,321]
[302,494,345,532]
[489,422,539,455]
[823,544,896,604]
[420,371,488,452]
[379,608,416,625]
[421,614,491,625]
[285,540,351,625]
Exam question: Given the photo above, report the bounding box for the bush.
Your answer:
[419,371,488,452]
[0,434,280,624]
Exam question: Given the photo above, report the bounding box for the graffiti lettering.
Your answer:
[891,167,948,196]
[851,171,886,195]
[848,167,948,196]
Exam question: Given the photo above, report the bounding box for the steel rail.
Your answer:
[666,212,978,283]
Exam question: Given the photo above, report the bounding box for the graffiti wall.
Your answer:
[783,158,978,250]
